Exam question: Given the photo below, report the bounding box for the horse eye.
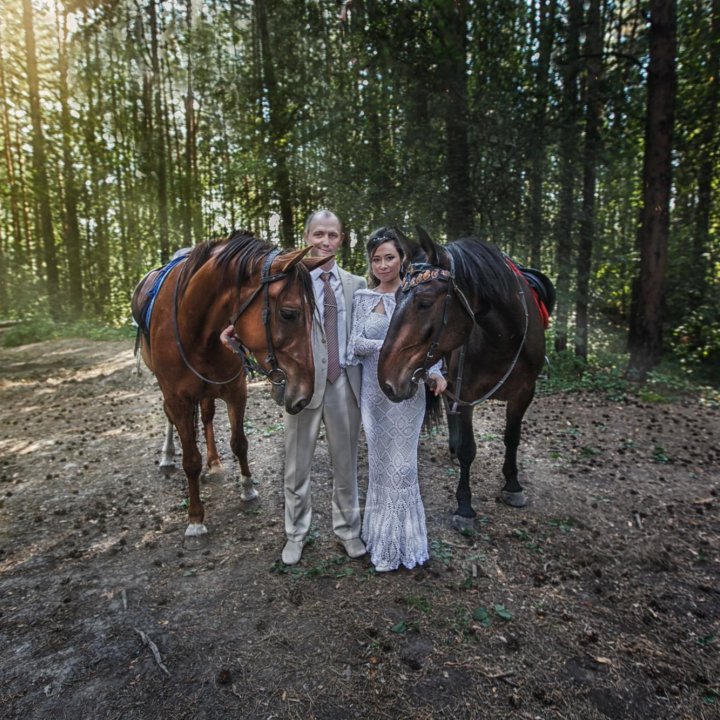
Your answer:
[280,308,300,321]
[415,295,434,310]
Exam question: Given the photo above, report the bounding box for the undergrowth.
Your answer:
[2,318,134,348]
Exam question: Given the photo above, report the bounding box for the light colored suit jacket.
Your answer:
[306,266,366,409]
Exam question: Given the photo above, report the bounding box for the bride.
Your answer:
[348,228,447,572]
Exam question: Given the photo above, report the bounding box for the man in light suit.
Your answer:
[282,210,367,565]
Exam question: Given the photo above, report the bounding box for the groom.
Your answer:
[281,210,366,565]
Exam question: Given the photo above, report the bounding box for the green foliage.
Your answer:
[270,554,354,580]
[430,539,454,566]
[2,318,133,348]
[0,0,717,381]
[652,446,671,464]
[391,620,407,633]
[670,304,720,367]
[472,607,491,627]
[471,604,514,628]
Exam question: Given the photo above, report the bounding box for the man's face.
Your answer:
[306,216,343,264]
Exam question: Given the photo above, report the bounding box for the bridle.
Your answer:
[404,253,474,387]
[172,248,290,387]
[402,251,529,413]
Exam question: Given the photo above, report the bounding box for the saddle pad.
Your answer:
[141,251,189,333]
[503,256,554,328]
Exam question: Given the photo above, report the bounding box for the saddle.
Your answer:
[131,248,191,344]
[503,256,556,327]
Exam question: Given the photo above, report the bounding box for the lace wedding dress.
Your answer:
[348,290,431,571]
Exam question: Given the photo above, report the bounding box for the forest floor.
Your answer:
[0,338,718,720]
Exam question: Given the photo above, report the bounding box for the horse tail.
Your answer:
[423,387,444,434]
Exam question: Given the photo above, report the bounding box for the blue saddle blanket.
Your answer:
[142,250,189,332]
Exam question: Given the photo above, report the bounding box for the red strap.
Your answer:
[505,257,550,329]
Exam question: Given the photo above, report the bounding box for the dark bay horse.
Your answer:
[378,228,553,528]
[132,231,323,542]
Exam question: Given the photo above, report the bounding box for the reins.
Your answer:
[403,252,529,413]
[172,248,289,386]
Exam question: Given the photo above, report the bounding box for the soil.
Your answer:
[0,338,718,720]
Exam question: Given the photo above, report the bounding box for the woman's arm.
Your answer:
[347,294,383,364]
[427,359,447,396]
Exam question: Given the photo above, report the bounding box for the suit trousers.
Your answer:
[283,370,362,543]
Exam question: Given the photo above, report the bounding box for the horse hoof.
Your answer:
[183,523,208,550]
[207,463,225,479]
[500,490,527,508]
[241,487,259,502]
[159,462,175,476]
[451,514,476,533]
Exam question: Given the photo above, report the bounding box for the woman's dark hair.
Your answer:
[365,227,406,287]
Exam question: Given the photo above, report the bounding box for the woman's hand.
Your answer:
[427,373,447,396]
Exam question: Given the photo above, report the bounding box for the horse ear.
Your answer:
[415,226,440,265]
[273,246,313,273]
[300,253,334,272]
[394,227,422,262]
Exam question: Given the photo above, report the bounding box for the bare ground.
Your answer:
[0,338,718,720]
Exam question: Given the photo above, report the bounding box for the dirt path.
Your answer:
[0,338,718,719]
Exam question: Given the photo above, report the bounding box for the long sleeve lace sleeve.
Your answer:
[347,293,384,365]
[428,359,444,377]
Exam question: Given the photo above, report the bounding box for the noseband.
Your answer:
[173,248,290,386]
[402,252,529,412]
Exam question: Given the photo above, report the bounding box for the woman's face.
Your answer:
[371,241,403,284]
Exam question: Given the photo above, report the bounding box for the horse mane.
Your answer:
[176,229,314,307]
[444,237,514,304]
[175,230,273,297]
[215,229,277,284]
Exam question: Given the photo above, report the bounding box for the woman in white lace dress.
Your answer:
[348,230,446,572]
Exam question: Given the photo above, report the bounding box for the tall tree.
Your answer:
[552,0,582,353]
[55,1,83,315]
[526,0,557,267]
[628,0,677,379]
[574,0,604,361]
[22,0,60,318]
[689,0,719,309]
[149,0,170,262]
[255,0,295,248]
[437,0,473,239]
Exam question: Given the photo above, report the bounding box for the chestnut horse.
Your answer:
[131,231,322,543]
[378,228,554,528]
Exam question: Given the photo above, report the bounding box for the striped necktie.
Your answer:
[320,271,341,383]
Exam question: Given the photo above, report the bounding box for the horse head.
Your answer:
[220,243,318,415]
[378,227,474,402]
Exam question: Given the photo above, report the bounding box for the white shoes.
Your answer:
[281,539,306,565]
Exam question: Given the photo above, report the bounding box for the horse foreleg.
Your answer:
[447,409,460,461]
[167,400,208,541]
[453,405,477,528]
[500,389,534,508]
[227,393,256,501]
[159,419,176,473]
[200,398,224,477]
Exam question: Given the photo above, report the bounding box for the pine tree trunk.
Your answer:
[574,0,603,361]
[149,0,170,262]
[255,0,295,248]
[22,0,60,318]
[552,0,582,353]
[526,0,557,267]
[690,0,719,309]
[440,0,473,240]
[57,4,83,315]
[0,44,23,269]
[628,0,677,380]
